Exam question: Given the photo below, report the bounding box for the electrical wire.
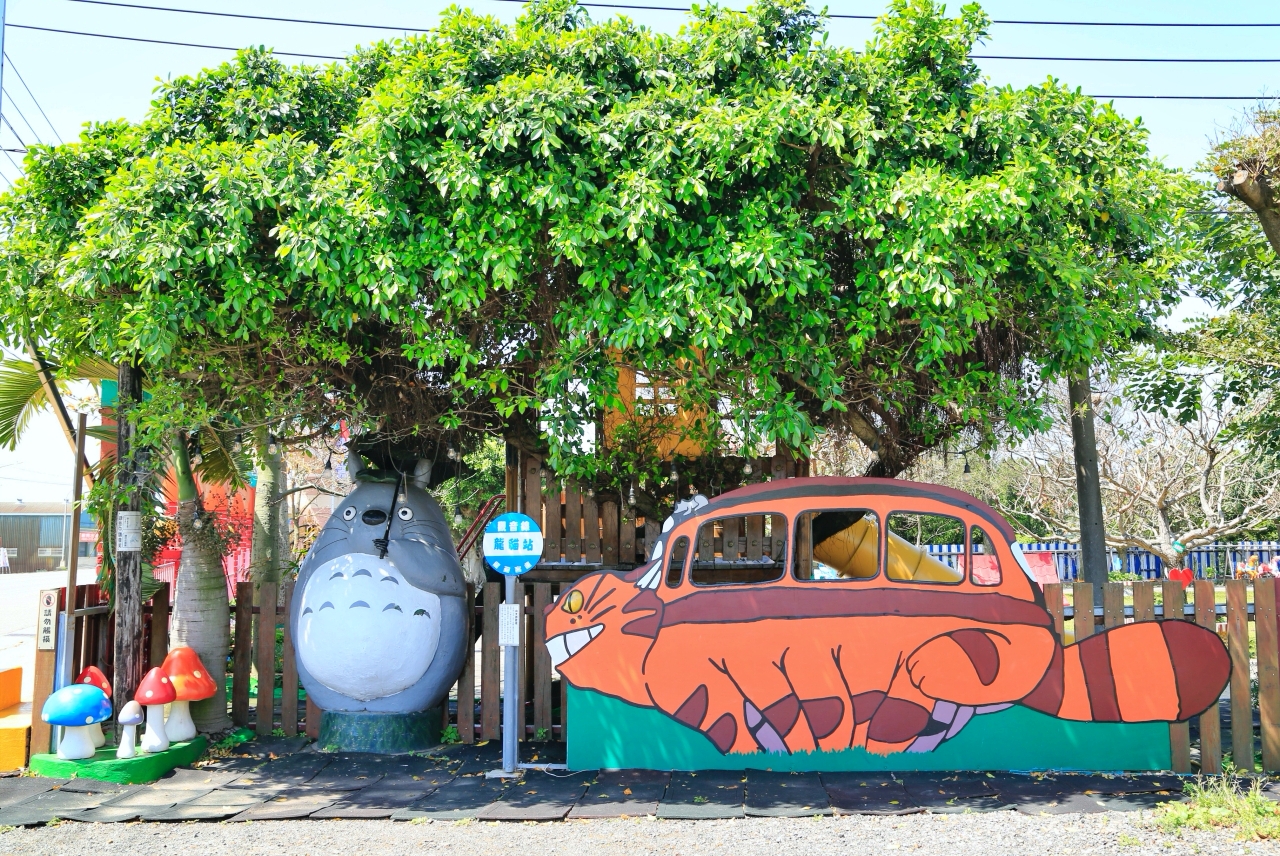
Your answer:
[5,23,345,60]
[0,114,26,149]
[65,0,430,32]
[2,87,43,146]
[4,54,62,144]
[974,55,1280,63]
[490,0,1280,27]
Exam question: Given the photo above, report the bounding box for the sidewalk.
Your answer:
[0,738,1200,827]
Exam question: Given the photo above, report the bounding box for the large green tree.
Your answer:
[2,0,1187,497]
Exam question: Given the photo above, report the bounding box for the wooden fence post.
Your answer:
[1226,579,1253,770]
[564,483,582,564]
[1195,580,1223,774]
[1255,577,1280,772]
[1072,582,1093,641]
[1162,580,1192,773]
[280,579,298,738]
[1044,583,1064,643]
[256,581,279,737]
[231,582,253,727]
[148,582,170,667]
[533,584,552,737]
[1103,582,1124,628]
[459,584,476,743]
[543,474,562,565]
[481,581,501,740]
[601,501,619,568]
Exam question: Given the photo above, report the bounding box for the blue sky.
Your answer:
[0,0,1276,501]
[1,0,1277,180]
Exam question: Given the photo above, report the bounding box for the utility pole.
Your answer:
[1068,370,1108,604]
[112,359,147,708]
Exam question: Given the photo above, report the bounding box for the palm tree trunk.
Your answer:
[170,433,232,733]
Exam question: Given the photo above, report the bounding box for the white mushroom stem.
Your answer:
[116,724,137,759]
[140,705,170,753]
[89,722,106,748]
[57,725,97,760]
[164,700,196,743]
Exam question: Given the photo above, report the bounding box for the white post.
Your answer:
[502,574,519,774]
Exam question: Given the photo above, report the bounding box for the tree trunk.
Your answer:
[1068,371,1108,603]
[251,431,287,585]
[169,433,232,733]
[111,359,147,713]
[1220,170,1280,255]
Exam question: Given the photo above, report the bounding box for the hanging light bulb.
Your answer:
[963,455,971,474]
[192,513,204,531]
[586,487,595,498]
[454,511,464,526]
[190,449,203,467]
[688,483,696,496]
[628,482,636,506]
[743,461,753,476]
[231,434,243,454]
[323,454,332,472]
[446,444,458,461]
[267,434,279,455]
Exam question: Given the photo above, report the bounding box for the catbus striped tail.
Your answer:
[1021,621,1229,723]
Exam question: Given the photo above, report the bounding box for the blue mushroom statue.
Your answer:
[42,684,112,760]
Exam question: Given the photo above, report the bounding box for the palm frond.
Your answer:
[0,359,48,449]
[194,425,251,489]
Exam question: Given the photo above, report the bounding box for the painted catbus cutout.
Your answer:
[545,477,1231,757]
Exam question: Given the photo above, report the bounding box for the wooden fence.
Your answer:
[1044,578,1277,774]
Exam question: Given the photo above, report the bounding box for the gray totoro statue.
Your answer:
[290,480,468,714]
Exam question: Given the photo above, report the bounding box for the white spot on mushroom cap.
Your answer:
[194,670,202,678]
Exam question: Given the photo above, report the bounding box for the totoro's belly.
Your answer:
[297,553,441,702]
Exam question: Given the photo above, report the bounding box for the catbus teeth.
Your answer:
[546,625,603,667]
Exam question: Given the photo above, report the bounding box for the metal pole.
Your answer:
[502,573,518,774]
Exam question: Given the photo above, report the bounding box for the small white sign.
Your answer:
[36,589,58,651]
[498,603,521,647]
[116,510,142,552]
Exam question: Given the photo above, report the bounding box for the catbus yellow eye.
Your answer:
[562,590,584,614]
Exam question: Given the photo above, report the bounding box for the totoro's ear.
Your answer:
[412,459,431,491]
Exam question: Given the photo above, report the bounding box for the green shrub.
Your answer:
[1157,771,1280,839]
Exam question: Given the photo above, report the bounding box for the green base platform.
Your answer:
[29,736,208,784]
[318,709,441,754]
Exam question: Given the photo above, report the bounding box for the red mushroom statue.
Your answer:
[135,667,176,753]
[161,647,217,742]
[74,666,112,748]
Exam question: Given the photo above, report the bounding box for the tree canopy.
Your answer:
[0,0,1188,488]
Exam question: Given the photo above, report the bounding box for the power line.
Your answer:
[4,54,62,144]
[974,55,1280,63]
[65,0,430,32]
[5,23,345,60]
[491,0,1280,27]
[0,114,27,149]
[2,87,43,146]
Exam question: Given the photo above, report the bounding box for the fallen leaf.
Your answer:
[623,788,632,795]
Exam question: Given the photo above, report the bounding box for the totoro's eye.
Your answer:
[342,507,356,521]
[397,507,413,521]
[562,589,584,614]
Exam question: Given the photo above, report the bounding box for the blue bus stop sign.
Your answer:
[482,512,544,576]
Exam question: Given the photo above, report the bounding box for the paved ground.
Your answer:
[0,737,1206,828]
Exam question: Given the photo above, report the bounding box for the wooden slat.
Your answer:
[518,584,530,740]
[1103,582,1124,628]
[280,579,299,738]
[533,583,553,737]
[643,519,658,563]
[305,696,321,740]
[583,493,601,564]
[148,583,170,668]
[459,584,476,743]
[746,514,764,562]
[543,474,562,563]
[1256,577,1280,772]
[481,581,501,740]
[722,515,742,560]
[564,482,582,564]
[1132,581,1155,622]
[256,581,279,737]
[620,501,636,565]
[1072,582,1093,641]
[1162,580,1192,773]
[601,501,619,568]
[523,455,541,519]
[1227,579,1253,771]
[1044,583,1065,643]
[1195,580,1223,774]
[231,581,253,727]
[698,515,714,562]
